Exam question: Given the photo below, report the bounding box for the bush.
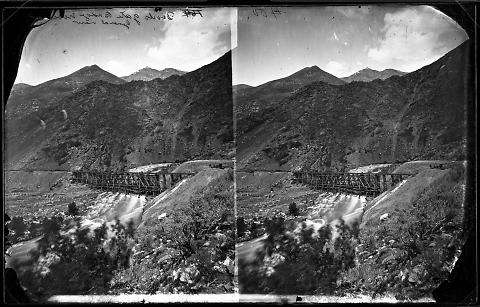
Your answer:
[288,202,299,216]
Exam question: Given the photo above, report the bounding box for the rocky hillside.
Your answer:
[237,41,471,171]
[121,67,186,82]
[5,52,233,171]
[341,68,406,83]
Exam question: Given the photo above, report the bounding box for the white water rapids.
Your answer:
[237,192,368,262]
[6,192,147,269]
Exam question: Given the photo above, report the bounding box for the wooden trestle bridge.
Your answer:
[292,171,412,196]
[71,171,194,195]
[69,168,411,197]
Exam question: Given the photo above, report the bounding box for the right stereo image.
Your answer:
[233,5,475,303]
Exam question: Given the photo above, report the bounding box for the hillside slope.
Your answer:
[237,41,471,171]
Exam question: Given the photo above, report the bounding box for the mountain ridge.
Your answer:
[5,51,233,171]
[341,67,406,83]
[121,67,187,82]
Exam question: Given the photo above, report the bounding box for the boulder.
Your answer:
[379,213,389,221]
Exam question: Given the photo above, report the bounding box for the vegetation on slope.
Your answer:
[338,164,466,299]
[109,169,235,294]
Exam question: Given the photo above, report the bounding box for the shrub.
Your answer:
[288,202,299,216]
[237,217,247,238]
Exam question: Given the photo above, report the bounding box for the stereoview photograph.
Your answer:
[2,3,476,305]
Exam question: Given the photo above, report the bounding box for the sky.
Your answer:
[15,6,468,87]
[234,6,468,86]
[15,7,234,85]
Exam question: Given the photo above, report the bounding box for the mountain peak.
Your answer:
[298,65,321,73]
[284,65,345,86]
[73,64,106,74]
[81,64,103,71]
[63,64,125,85]
[291,65,324,76]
